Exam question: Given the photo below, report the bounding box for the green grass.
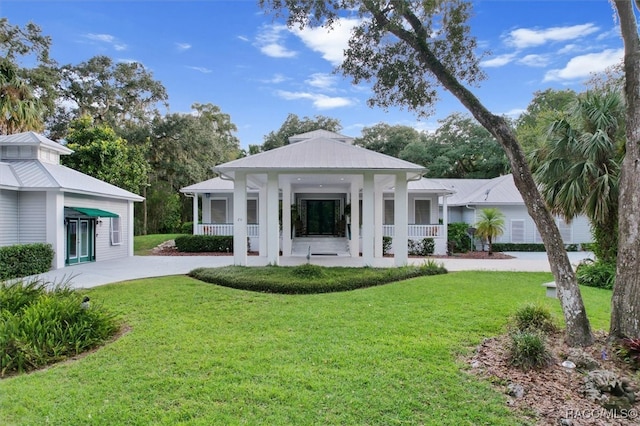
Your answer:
[0,271,612,425]
[133,233,183,255]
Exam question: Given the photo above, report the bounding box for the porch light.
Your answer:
[97,218,103,226]
[205,193,211,198]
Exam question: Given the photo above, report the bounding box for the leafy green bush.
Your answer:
[512,303,556,334]
[491,243,581,252]
[448,222,472,253]
[576,259,616,289]
[508,331,553,371]
[382,236,392,255]
[175,235,234,253]
[180,222,194,234]
[0,243,54,280]
[292,263,325,279]
[408,238,435,256]
[0,279,119,376]
[189,264,447,294]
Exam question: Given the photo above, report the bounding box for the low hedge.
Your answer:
[174,235,234,253]
[0,243,54,280]
[490,243,582,252]
[189,261,447,294]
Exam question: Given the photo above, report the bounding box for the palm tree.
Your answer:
[0,59,44,134]
[475,208,505,255]
[530,90,624,263]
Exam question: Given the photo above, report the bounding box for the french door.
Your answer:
[66,218,94,264]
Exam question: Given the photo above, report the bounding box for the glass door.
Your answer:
[67,219,79,264]
[306,200,336,235]
[66,218,94,264]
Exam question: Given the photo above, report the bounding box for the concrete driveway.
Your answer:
[32,251,594,289]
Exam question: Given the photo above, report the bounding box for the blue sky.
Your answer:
[2,1,627,149]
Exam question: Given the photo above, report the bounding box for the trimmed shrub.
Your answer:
[0,279,119,376]
[408,238,435,256]
[382,236,392,255]
[175,235,234,253]
[512,303,556,334]
[292,263,325,279]
[508,331,553,371]
[0,243,54,280]
[576,259,616,290]
[491,243,581,252]
[448,222,472,253]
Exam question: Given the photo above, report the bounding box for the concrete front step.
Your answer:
[291,237,350,257]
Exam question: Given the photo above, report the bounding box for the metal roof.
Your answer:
[214,135,426,180]
[288,129,354,144]
[431,174,522,205]
[0,131,73,155]
[6,161,143,201]
[0,162,21,188]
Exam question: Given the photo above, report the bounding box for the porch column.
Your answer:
[202,195,211,223]
[192,193,199,235]
[282,181,292,256]
[362,172,375,265]
[127,201,135,257]
[266,172,280,265]
[374,180,383,258]
[46,191,65,269]
[394,174,409,266]
[442,194,449,249]
[350,181,360,257]
[233,172,248,265]
[259,184,267,256]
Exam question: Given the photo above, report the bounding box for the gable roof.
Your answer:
[214,135,425,180]
[0,131,73,155]
[432,174,522,205]
[6,161,143,201]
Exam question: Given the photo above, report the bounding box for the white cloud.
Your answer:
[480,53,516,68]
[261,73,287,84]
[237,35,249,42]
[175,42,191,51]
[518,54,550,67]
[256,24,297,58]
[276,90,355,109]
[544,48,623,82]
[501,108,527,119]
[505,23,599,49]
[85,33,128,51]
[306,73,337,90]
[291,17,362,66]
[187,66,212,74]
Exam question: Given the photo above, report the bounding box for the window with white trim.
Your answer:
[211,199,227,223]
[511,219,525,243]
[247,199,258,224]
[110,217,122,245]
[384,199,394,225]
[414,199,431,224]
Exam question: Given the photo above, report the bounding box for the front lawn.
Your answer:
[0,271,612,425]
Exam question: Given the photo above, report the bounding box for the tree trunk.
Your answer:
[381,6,594,346]
[610,0,640,339]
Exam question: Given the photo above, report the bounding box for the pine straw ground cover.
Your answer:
[0,271,614,425]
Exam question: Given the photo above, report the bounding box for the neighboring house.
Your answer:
[431,174,593,247]
[0,132,144,270]
[181,130,454,265]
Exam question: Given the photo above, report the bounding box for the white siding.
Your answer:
[18,191,47,243]
[0,189,19,245]
[64,194,130,262]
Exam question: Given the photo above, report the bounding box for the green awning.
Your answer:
[66,207,119,218]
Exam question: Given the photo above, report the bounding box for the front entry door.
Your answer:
[66,219,94,264]
[306,200,336,235]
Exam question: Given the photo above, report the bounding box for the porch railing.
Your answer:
[197,224,260,237]
[382,224,444,238]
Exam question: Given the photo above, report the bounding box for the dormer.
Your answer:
[0,131,73,165]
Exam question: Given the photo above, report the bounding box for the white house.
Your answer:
[181,130,454,266]
[0,132,144,270]
[432,174,593,246]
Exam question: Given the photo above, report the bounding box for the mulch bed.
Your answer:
[468,331,640,425]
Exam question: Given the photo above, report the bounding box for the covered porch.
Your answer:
[180,130,453,266]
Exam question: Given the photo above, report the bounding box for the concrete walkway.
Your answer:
[32,251,595,289]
